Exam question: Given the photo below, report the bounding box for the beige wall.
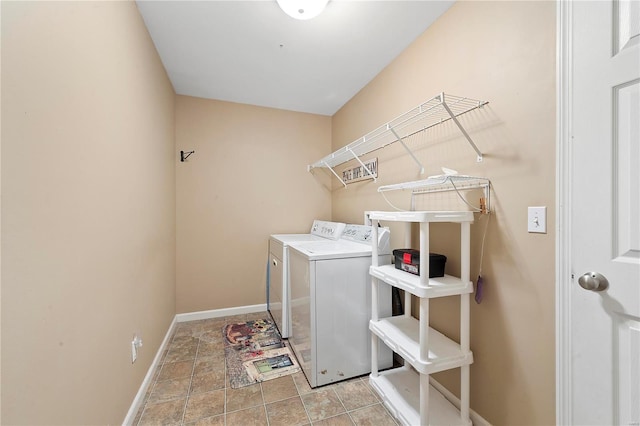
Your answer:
[175,96,331,313]
[331,1,556,425]
[1,1,556,424]
[1,2,176,424]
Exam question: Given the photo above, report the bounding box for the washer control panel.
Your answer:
[341,224,390,249]
[341,224,373,242]
[310,220,346,240]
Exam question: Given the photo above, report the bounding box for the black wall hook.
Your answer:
[180,150,195,162]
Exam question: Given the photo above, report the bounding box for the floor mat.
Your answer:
[223,318,300,389]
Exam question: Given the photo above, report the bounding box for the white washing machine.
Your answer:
[268,220,346,338]
[288,224,393,387]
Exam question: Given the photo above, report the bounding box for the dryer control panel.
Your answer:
[309,220,346,240]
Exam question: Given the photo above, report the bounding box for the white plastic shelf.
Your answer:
[368,210,474,223]
[370,366,471,426]
[370,316,473,375]
[369,209,473,425]
[370,265,473,298]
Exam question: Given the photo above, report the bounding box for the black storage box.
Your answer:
[392,249,447,277]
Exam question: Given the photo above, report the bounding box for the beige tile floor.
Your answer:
[133,312,399,426]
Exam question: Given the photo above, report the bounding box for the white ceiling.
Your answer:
[136,1,454,116]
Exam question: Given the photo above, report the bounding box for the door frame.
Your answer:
[555,0,572,424]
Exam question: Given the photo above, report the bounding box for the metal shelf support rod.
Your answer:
[441,99,484,162]
[347,148,377,182]
[390,127,425,174]
[322,161,347,187]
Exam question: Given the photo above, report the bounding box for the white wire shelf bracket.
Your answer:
[307,93,489,186]
[377,175,492,213]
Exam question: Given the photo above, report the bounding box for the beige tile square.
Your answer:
[190,370,226,394]
[165,345,198,362]
[265,396,310,426]
[362,378,382,402]
[138,398,185,425]
[226,405,268,426]
[200,318,229,333]
[292,371,313,395]
[261,375,298,403]
[193,356,224,375]
[349,404,397,426]
[169,335,199,350]
[148,377,191,403]
[313,413,356,426]
[334,380,378,411]
[158,360,195,381]
[226,383,263,412]
[199,330,224,344]
[186,414,225,426]
[198,341,225,359]
[301,388,346,422]
[183,389,225,423]
[173,323,196,338]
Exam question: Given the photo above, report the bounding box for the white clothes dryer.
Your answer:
[288,224,393,387]
[268,220,346,338]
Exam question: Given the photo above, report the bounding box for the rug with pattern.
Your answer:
[223,318,300,389]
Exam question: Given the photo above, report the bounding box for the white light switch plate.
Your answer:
[528,206,547,233]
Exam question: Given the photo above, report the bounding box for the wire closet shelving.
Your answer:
[307,92,489,186]
[378,174,492,214]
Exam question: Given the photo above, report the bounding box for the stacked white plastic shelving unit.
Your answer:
[369,210,474,426]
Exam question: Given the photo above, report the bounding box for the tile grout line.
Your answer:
[329,384,354,425]
[180,328,199,425]
[298,390,314,426]
[223,328,228,426]
[259,380,270,426]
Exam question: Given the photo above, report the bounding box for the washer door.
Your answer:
[288,249,314,385]
[268,251,285,336]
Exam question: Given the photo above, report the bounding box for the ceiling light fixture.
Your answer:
[276,0,329,20]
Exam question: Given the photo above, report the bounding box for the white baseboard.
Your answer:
[175,303,268,323]
[429,377,492,426]
[123,303,269,425]
[122,316,177,426]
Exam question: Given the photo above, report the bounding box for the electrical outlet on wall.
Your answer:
[131,334,143,363]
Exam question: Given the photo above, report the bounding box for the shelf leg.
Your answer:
[461,221,470,286]
[371,330,379,378]
[404,290,412,319]
[460,221,471,423]
[371,220,379,378]
[419,222,429,288]
[404,222,412,248]
[461,364,470,422]
[420,373,430,426]
[419,298,429,362]
[404,221,412,318]
[461,294,470,353]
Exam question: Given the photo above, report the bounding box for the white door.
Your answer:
[561,0,640,424]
